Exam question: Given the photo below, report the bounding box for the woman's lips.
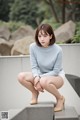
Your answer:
[41,42,45,44]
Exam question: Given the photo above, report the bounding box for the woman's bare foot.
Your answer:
[54,96,65,112]
[30,91,39,105]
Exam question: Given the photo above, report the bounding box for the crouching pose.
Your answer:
[18,23,65,112]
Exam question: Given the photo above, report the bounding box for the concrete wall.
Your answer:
[61,44,80,77]
[0,44,80,114]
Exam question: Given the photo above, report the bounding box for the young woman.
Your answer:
[18,24,65,112]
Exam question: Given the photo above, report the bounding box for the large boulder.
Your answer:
[10,25,35,41]
[0,38,13,56]
[11,36,34,55]
[54,20,76,43]
[0,26,11,41]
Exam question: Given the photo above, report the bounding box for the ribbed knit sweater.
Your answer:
[29,42,65,78]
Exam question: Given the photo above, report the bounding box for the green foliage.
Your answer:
[37,1,52,19]
[9,0,42,28]
[72,22,80,43]
[0,0,9,21]
[41,18,62,30]
[0,20,26,32]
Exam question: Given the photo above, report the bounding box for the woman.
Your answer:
[18,24,65,112]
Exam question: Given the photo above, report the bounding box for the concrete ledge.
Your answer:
[55,106,79,120]
[10,102,54,120]
[4,104,79,120]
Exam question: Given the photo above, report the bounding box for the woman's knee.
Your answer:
[40,77,47,88]
[17,72,25,83]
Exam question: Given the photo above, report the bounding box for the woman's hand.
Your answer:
[34,76,44,92]
[35,81,44,92]
[34,76,40,86]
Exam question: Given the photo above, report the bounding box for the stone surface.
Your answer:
[10,102,54,120]
[0,26,11,41]
[54,20,76,43]
[11,36,34,55]
[10,25,35,41]
[0,38,13,56]
[65,74,80,97]
[54,106,79,120]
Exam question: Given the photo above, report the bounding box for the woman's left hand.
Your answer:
[34,81,44,92]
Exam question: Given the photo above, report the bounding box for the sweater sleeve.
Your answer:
[40,49,63,77]
[29,44,41,77]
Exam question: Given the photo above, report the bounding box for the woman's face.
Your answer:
[38,30,52,48]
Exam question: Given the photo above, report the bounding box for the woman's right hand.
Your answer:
[34,76,44,92]
[34,76,40,86]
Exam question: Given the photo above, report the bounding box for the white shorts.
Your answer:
[59,70,65,80]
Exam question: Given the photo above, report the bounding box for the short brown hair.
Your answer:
[35,24,56,46]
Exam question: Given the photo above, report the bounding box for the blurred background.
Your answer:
[0,0,80,116]
[0,0,80,56]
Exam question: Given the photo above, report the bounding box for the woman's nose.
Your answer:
[41,36,44,40]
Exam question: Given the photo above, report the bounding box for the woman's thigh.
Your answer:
[41,76,64,89]
[19,72,34,83]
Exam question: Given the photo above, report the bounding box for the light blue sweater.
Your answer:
[29,42,65,78]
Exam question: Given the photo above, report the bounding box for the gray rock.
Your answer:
[0,26,11,41]
[10,25,35,41]
[11,36,34,55]
[54,20,76,43]
[0,38,13,56]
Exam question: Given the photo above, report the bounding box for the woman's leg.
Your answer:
[17,72,39,104]
[40,76,65,112]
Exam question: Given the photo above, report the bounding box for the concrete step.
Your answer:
[1,103,79,120]
[54,106,79,120]
[10,102,54,120]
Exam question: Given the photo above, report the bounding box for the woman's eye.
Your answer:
[44,35,47,37]
[38,35,41,37]
[38,34,47,38]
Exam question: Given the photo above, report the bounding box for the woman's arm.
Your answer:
[29,44,41,78]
